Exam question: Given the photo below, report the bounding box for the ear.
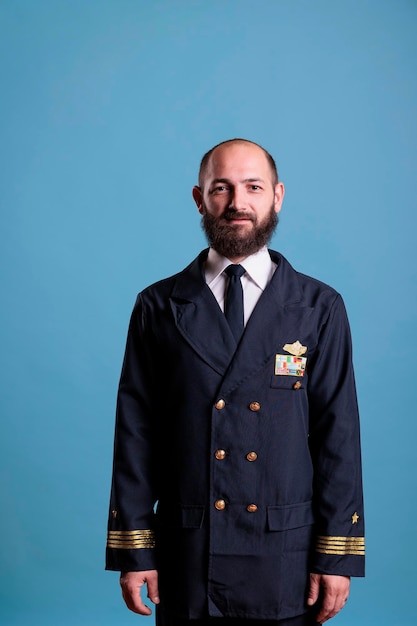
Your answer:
[192,186,204,214]
[273,182,285,214]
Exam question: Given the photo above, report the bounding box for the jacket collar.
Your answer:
[170,249,306,383]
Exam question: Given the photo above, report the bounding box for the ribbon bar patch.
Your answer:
[275,354,307,376]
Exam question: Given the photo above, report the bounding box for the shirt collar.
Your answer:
[205,246,275,290]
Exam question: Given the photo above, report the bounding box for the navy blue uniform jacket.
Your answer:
[106,249,365,621]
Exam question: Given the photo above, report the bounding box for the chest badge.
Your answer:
[275,340,308,377]
[275,354,306,376]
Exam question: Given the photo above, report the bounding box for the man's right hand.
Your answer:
[120,570,160,615]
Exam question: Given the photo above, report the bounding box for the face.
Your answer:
[192,142,285,262]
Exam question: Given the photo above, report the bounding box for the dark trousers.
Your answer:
[156,609,319,626]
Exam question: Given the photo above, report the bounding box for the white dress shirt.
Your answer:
[204,246,277,326]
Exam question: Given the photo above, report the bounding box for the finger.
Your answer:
[307,573,321,606]
[146,573,160,605]
[122,586,153,615]
[316,588,349,623]
[120,574,153,615]
[315,595,337,624]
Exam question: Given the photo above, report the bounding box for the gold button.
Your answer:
[215,399,226,410]
[293,381,302,390]
[246,504,258,513]
[215,449,227,460]
[249,401,261,412]
[214,499,226,510]
[246,451,258,462]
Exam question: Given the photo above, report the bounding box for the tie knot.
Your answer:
[225,264,245,278]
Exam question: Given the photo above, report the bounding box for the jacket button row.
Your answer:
[215,400,261,411]
[215,450,257,461]
[214,500,258,513]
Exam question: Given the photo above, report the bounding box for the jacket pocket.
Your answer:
[181,504,206,528]
[267,501,314,531]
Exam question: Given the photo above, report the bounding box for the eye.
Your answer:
[211,185,230,194]
[249,185,261,191]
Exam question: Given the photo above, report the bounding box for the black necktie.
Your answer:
[224,264,245,342]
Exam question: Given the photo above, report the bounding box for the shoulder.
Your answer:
[269,249,341,306]
[133,249,208,306]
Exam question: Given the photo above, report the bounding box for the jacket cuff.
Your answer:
[105,529,157,572]
[311,535,365,577]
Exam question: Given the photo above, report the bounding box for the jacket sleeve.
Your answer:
[308,293,365,577]
[106,294,159,572]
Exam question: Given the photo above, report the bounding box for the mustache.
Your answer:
[222,209,256,222]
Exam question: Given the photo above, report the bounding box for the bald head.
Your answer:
[198,138,279,190]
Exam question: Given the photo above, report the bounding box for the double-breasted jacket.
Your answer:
[106,249,365,621]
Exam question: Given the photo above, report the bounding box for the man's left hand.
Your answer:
[307,573,350,623]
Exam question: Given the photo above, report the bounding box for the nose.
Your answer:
[229,185,246,210]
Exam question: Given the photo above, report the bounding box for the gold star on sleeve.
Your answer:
[352,512,359,524]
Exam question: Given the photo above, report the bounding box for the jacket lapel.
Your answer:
[170,250,237,376]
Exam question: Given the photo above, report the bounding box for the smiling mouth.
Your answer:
[223,211,255,223]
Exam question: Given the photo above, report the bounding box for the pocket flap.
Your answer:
[267,501,314,531]
[270,375,305,389]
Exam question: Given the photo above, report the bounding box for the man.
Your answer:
[106,139,365,626]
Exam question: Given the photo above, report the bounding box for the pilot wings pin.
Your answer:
[282,340,307,357]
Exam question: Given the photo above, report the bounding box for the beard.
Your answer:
[201,204,279,259]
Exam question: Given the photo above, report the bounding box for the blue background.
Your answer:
[1,1,416,624]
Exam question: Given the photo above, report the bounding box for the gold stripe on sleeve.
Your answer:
[107,529,156,549]
[315,535,365,556]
